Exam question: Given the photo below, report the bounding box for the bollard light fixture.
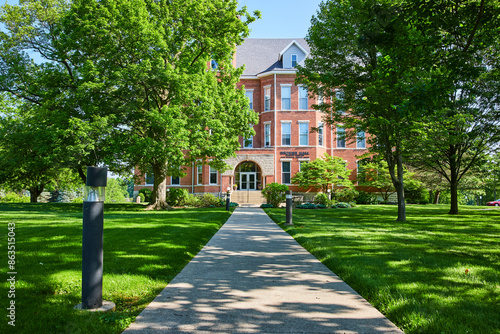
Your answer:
[76,166,115,312]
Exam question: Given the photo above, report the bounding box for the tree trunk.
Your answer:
[147,163,170,210]
[29,185,44,203]
[434,190,441,204]
[448,149,459,214]
[395,153,406,222]
[449,181,459,214]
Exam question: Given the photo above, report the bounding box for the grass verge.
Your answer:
[264,205,500,334]
[0,203,231,333]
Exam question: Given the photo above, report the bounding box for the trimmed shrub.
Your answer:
[138,193,145,203]
[355,191,377,204]
[334,188,359,203]
[185,194,201,207]
[260,203,274,208]
[1,192,29,203]
[313,193,331,206]
[199,193,221,207]
[336,202,351,208]
[139,188,153,203]
[167,188,189,206]
[261,183,289,208]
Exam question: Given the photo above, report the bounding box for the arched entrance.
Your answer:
[235,161,262,191]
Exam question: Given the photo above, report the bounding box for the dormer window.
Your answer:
[291,54,298,67]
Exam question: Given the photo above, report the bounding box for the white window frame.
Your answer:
[264,122,271,147]
[291,54,298,67]
[145,172,154,185]
[282,161,291,185]
[357,129,366,148]
[336,89,345,114]
[337,126,346,148]
[245,89,254,110]
[281,121,291,146]
[171,175,180,186]
[298,86,308,110]
[209,167,218,185]
[318,123,324,147]
[298,121,309,146]
[281,85,291,110]
[197,164,203,185]
[264,86,271,111]
[244,136,253,148]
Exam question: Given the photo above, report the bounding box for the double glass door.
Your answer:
[240,172,256,190]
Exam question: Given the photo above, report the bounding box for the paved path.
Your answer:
[124,207,403,334]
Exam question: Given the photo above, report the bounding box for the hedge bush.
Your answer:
[262,183,289,208]
[139,188,153,203]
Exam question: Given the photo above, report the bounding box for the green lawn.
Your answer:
[0,203,231,334]
[265,205,500,334]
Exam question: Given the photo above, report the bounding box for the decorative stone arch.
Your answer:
[223,154,274,190]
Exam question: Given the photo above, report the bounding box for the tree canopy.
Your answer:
[0,0,260,208]
[292,153,354,193]
[298,0,500,218]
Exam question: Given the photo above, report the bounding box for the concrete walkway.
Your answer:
[124,207,403,334]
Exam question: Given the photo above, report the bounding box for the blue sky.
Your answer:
[3,0,323,39]
[238,0,323,38]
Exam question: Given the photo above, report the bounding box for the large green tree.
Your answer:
[1,0,259,209]
[0,0,112,183]
[292,153,354,193]
[404,0,500,214]
[297,0,427,221]
[0,98,80,202]
[60,0,259,209]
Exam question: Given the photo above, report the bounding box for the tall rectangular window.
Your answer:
[318,123,324,146]
[336,89,345,114]
[245,90,253,110]
[197,165,203,185]
[264,87,271,111]
[209,167,218,185]
[299,160,309,171]
[171,175,180,185]
[291,54,298,67]
[145,171,154,185]
[357,130,366,148]
[244,136,253,148]
[281,86,291,110]
[299,86,308,110]
[299,122,309,146]
[264,123,271,147]
[282,161,291,184]
[337,126,346,148]
[281,122,291,146]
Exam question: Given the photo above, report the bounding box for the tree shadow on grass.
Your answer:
[0,204,229,334]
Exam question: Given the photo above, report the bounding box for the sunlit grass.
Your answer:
[0,203,231,334]
[265,205,500,334]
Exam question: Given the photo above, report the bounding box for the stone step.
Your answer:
[230,191,266,205]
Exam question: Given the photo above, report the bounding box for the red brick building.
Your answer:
[134,39,369,202]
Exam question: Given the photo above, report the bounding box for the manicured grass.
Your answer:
[264,205,500,334]
[0,203,231,334]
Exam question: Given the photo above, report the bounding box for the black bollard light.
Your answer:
[226,187,231,211]
[285,190,293,226]
[77,166,114,311]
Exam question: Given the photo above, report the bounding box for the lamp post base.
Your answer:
[74,301,116,312]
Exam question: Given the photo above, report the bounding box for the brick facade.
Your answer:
[134,39,369,198]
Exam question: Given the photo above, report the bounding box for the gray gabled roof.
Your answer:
[235,38,310,76]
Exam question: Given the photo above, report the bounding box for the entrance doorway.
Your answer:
[240,172,256,190]
[235,161,262,191]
